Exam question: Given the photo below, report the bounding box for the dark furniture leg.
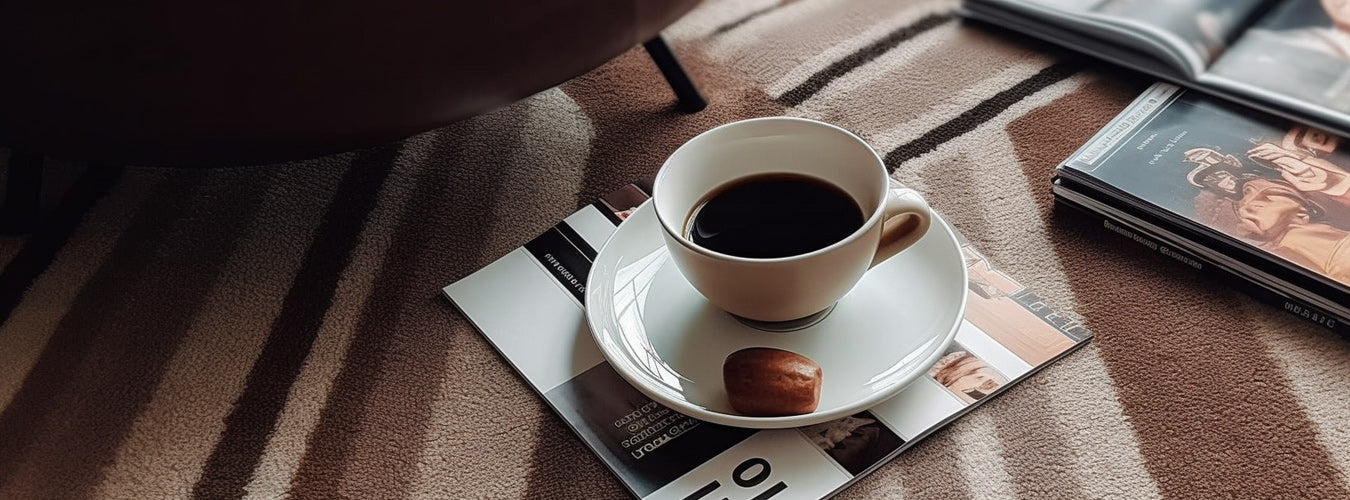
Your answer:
[643,36,708,113]
[1,151,43,234]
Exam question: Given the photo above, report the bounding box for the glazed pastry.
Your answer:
[723,347,822,416]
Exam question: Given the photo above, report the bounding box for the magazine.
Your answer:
[962,0,1350,139]
[442,181,1091,499]
[1053,82,1350,336]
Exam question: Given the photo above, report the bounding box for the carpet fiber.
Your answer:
[3,0,1350,498]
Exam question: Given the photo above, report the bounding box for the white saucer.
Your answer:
[585,201,967,429]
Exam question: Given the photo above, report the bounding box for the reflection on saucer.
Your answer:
[730,304,837,332]
[609,247,683,392]
[927,344,1007,405]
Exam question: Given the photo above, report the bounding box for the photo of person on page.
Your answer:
[1255,0,1350,60]
[1193,177,1350,284]
[927,346,1008,404]
[1183,128,1350,285]
[1211,0,1350,113]
[1246,126,1350,220]
[1184,126,1350,227]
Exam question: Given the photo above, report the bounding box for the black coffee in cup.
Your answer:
[684,173,864,259]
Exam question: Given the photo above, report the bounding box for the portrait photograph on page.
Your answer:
[927,344,1009,405]
[799,411,904,476]
[1210,0,1350,113]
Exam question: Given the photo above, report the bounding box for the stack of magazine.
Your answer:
[964,0,1350,334]
[1054,82,1350,336]
[963,0,1350,139]
[443,180,1090,499]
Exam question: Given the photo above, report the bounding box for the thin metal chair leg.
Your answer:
[1,151,43,234]
[642,36,708,113]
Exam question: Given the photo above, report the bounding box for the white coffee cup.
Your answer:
[652,117,933,322]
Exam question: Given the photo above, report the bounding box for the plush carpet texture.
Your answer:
[3,0,1350,498]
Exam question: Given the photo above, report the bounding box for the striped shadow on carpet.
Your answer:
[2,0,1350,498]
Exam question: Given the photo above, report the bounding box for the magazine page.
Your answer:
[1208,0,1350,116]
[969,0,1274,75]
[1057,0,1270,67]
[1061,83,1350,292]
[966,6,1211,81]
[443,182,1090,499]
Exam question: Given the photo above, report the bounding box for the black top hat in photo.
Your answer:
[1184,147,1264,197]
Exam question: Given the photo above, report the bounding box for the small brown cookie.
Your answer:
[723,347,822,416]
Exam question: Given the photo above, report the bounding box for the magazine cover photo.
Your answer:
[1075,92,1350,286]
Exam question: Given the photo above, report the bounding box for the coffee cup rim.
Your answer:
[652,116,891,263]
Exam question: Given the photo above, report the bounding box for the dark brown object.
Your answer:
[0,0,702,166]
[723,347,822,416]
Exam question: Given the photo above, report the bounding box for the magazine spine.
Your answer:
[1054,192,1350,338]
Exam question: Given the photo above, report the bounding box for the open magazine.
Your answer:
[442,181,1091,499]
[1053,83,1350,336]
[963,0,1350,139]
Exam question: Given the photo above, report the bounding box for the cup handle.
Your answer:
[870,187,932,269]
